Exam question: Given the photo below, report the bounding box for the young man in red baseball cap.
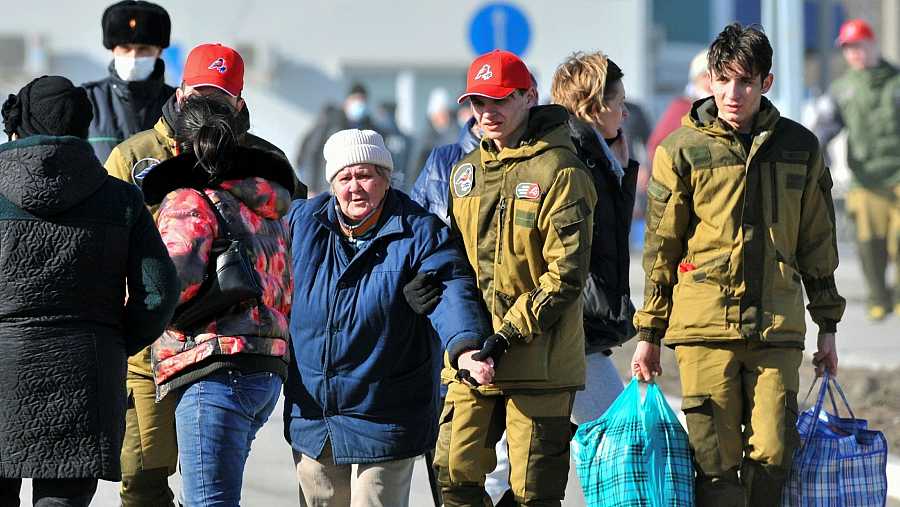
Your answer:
[104,42,301,507]
[432,49,597,506]
[813,20,900,321]
[176,43,245,110]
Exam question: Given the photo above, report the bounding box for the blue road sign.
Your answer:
[162,43,184,85]
[468,3,531,56]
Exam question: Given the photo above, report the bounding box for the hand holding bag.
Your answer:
[170,189,262,330]
[782,371,888,506]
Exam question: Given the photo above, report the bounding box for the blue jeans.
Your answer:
[175,369,281,507]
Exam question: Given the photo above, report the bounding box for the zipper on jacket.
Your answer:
[322,242,340,418]
[497,198,507,265]
[770,163,779,224]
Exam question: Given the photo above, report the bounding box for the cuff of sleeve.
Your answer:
[447,336,483,369]
[818,319,837,334]
[637,327,663,346]
[497,322,523,343]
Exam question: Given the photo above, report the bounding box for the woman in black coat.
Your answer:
[0,76,179,507]
[551,52,639,424]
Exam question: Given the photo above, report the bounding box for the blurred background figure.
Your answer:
[813,18,900,321]
[375,99,413,189]
[83,0,173,163]
[0,75,178,507]
[647,49,711,167]
[622,99,651,168]
[409,87,457,187]
[456,103,474,130]
[296,83,410,195]
[638,49,713,226]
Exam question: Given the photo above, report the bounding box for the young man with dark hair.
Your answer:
[433,49,596,506]
[631,23,845,506]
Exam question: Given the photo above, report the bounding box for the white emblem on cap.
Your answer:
[453,163,475,197]
[474,64,493,81]
[208,58,227,74]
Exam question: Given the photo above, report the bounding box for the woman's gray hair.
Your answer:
[373,165,391,182]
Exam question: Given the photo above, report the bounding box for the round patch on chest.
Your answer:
[131,157,161,187]
[452,163,475,197]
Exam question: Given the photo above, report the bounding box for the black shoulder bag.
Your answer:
[170,189,263,330]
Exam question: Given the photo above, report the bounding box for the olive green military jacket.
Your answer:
[635,97,845,347]
[443,105,597,393]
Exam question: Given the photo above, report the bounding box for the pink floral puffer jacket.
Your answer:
[150,175,292,391]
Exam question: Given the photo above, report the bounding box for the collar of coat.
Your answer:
[846,59,898,86]
[686,95,781,139]
[140,145,296,206]
[479,104,577,163]
[568,117,610,161]
[312,189,405,245]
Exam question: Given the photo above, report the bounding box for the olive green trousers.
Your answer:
[675,341,803,507]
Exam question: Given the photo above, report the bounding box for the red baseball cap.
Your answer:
[457,50,532,104]
[182,43,244,97]
[837,19,875,46]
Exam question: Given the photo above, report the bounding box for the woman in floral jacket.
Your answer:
[140,95,295,506]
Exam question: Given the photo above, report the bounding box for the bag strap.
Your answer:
[800,371,860,452]
[195,189,235,241]
[800,371,831,452]
[826,375,857,421]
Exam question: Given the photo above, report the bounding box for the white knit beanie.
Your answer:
[323,129,394,183]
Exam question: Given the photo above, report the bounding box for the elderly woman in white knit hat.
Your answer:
[283,129,491,506]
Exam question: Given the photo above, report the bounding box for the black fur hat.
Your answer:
[102,1,171,50]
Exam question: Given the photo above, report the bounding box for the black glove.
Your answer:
[403,271,441,315]
[456,369,481,388]
[470,333,510,367]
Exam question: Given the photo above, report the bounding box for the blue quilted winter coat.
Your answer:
[284,189,490,464]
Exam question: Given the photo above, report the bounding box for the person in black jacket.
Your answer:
[551,51,639,424]
[83,1,174,164]
[0,76,179,507]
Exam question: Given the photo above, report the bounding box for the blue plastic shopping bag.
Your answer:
[782,372,888,506]
[573,378,693,507]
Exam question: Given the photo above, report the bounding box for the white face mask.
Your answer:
[114,55,157,82]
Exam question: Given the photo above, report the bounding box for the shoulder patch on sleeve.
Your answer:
[647,178,672,202]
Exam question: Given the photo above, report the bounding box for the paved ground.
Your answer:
[19,244,899,505]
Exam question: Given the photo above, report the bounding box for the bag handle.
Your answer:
[195,189,235,241]
[800,371,859,452]
[826,375,856,421]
